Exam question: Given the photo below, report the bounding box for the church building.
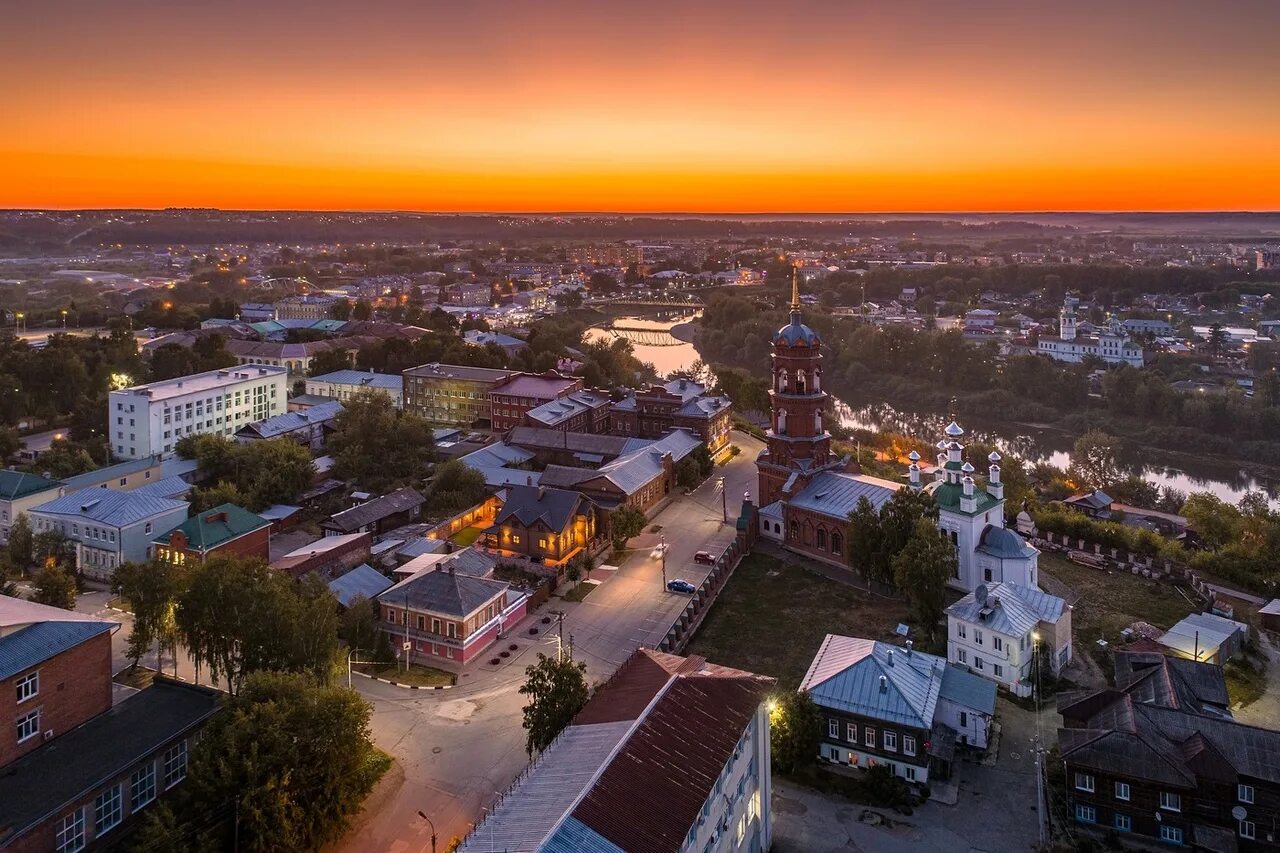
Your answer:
[756,278,1038,593]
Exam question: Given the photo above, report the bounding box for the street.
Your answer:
[344,432,764,851]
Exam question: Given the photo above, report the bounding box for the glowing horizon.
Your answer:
[4,0,1279,213]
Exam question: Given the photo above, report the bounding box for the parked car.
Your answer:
[666,579,697,594]
[693,551,716,565]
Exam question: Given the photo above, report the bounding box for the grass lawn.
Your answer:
[1038,551,1196,650]
[354,662,456,687]
[112,667,156,689]
[686,552,910,689]
[562,581,598,602]
[450,526,484,547]
[1225,658,1268,708]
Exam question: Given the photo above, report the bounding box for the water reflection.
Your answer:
[584,311,704,379]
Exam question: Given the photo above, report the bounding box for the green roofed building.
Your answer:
[0,470,63,545]
[151,502,271,566]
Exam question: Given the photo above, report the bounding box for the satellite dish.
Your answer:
[1233,806,1248,821]
[976,585,989,607]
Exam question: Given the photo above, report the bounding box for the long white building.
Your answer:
[109,366,289,459]
[1037,300,1144,367]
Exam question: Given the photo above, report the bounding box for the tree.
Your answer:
[330,298,353,321]
[307,348,354,377]
[1181,492,1241,551]
[352,300,373,321]
[135,671,383,852]
[519,653,589,756]
[770,690,820,774]
[190,480,252,513]
[0,426,20,461]
[891,518,956,640]
[32,529,74,568]
[178,433,236,481]
[7,512,33,569]
[609,505,647,551]
[32,439,97,478]
[1069,429,1124,491]
[339,594,380,655]
[1207,322,1228,357]
[33,563,77,609]
[233,439,316,509]
[425,459,487,515]
[846,489,936,585]
[112,560,184,672]
[330,389,434,492]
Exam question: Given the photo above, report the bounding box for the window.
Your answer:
[957,649,967,663]
[905,766,916,781]
[1075,804,1096,823]
[816,529,826,549]
[975,657,984,671]
[56,808,85,853]
[95,785,123,835]
[992,636,1003,651]
[17,708,39,742]
[1159,825,1183,844]
[1114,813,1131,832]
[1239,784,1254,804]
[16,671,38,703]
[1115,781,1130,801]
[993,664,1003,678]
[974,629,984,645]
[903,735,916,756]
[957,623,966,639]
[884,731,897,751]
[1159,791,1181,812]
[864,727,876,748]
[1074,773,1095,793]
[144,522,152,535]
[1240,820,1256,840]
[828,718,838,738]
[164,741,188,789]
[846,722,856,743]
[131,762,157,809]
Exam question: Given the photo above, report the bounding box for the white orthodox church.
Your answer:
[1036,299,1144,368]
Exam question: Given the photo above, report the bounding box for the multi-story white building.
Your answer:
[460,648,773,853]
[1037,300,1144,367]
[28,490,189,580]
[109,366,289,459]
[305,369,403,409]
[946,582,1072,697]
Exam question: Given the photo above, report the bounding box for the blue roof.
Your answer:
[31,490,188,527]
[789,472,902,520]
[308,369,402,391]
[328,564,393,607]
[800,635,944,730]
[544,817,624,853]
[237,400,343,439]
[130,476,192,500]
[0,621,115,680]
[977,525,1038,560]
[772,313,820,346]
[939,664,998,715]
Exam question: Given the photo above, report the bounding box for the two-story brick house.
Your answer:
[483,484,597,567]
[800,634,997,784]
[610,379,733,454]
[489,371,583,433]
[0,595,219,851]
[1059,650,1277,850]
[151,502,272,566]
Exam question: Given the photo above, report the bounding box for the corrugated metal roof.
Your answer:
[30,489,188,527]
[238,400,343,439]
[946,582,1066,638]
[0,470,62,501]
[129,476,192,500]
[800,634,943,730]
[154,502,269,550]
[0,620,115,680]
[788,472,901,519]
[494,485,589,533]
[939,664,997,715]
[308,369,402,390]
[59,456,162,491]
[328,564,393,607]
[379,566,508,617]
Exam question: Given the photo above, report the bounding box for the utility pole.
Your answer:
[719,476,727,522]
[403,591,410,674]
[568,632,575,662]
[550,609,566,662]
[660,533,667,588]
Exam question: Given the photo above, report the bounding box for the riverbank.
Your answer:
[669,320,697,343]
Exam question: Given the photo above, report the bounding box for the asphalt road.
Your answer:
[346,432,765,852]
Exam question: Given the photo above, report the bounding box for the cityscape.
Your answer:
[3,3,1280,853]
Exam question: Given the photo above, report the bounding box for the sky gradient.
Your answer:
[3,0,1278,212]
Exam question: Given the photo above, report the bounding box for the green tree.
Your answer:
[330,298,353,321]
[1207,322,1228,357]
[770,690,820,774]
[352,299,373,321]
[891,518,956,640]
[846,496,886,580]
[330,389,434,492]
[425,459,487,515]
[33,563,77,609]
[0,426,20,461]
[1069,429,1124,491]
[178,433,236,481]
[519,653,589,757]
[190,480,252,513]
[32,439,97,478]
[846,489,936,584]
[609,505,647,551]
[1181,492,1241,550]
[7,512,33,569]
[32,529,74,567]
[307,348,354,377]
[112,560,185,672]
[339,594,380,654]
[233,439,316,509]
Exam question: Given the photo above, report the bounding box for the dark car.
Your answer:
[693,551,716,565]
[666,579,697,594]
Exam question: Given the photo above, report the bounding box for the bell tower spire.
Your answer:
[790,266,801,312]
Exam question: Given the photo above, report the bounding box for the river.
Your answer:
[584,314,1275,505]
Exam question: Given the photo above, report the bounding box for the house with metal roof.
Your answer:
[321,488,425,537]
[0,469,62,545]
[946,582,1072,697]
[58,456,166,495]
[1157,611,1248,665]
[460,648,774,853]
[328,564,394,608]
[305,369,404,409]
[234,399,343,450]
[483,485,597,567]
[800,634,997,783]
[151,502,272,566]
[28,491,189,580]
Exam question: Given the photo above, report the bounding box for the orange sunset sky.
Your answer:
[3,0,1278,212]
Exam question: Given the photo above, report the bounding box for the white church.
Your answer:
[1036,299,1144,367]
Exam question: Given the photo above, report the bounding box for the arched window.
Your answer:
[795,369,806,394]
[812,369,821,392]
[831,531,843,555]
[778,370,788,393]
[789,521,798,541]
[776,409,787,434]
[816,528,827,549]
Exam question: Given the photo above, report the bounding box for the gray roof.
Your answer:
[939,664,997,715]
[676,395,731,419]
[800,634,944,730]
[494,485,589,533]
[379,566,509,618]
[328,564,393,607]
[976,525,1038,560]
[526,390,611,428]
[58,456,161,491]
[323,488,425,534]
[30,490,188,527]
[0,619,115,680]
[0,680,221,844]
[789,472,902,520]
[403,362,513,383]
[506,426,641,458]
[237,400,343,439]
[946,582,1066,637]
[308,369,402,390]
[459,442,535,469]
[130,475,193,500]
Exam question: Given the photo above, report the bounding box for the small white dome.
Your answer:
[944,421,965,438]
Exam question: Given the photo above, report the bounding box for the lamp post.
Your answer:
[60,309,67,329]
[718,476,727,522]
[416,811,438,853]
[659,532,667,589]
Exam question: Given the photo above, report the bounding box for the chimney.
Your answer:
[905,640,913,656]
[526,475,533,486]
[887,650,894,667]
[537,485,546,501]
[879,675,888,693]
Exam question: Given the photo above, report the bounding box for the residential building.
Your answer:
[271,531,372,580]
[447,282,492,307]
[489,371,583,433]
[963,308,998,329]
[1121,318,1174,336]
[234,399,342,450]
[321,488,426,537]
[504,426,646,468]
[305,369,403,409]
[0,470,62,544]
[1059,650,1275,850]
[1037,299,1145,367]
[1158,612,1248,665]
[610,378,733,453]
[483,485,597,567]
[274,294,339,320]
[463,329,527,357]
[539,430,699,515]
[58,457,165,495]
[0,595,219,851]
[523,388,612,434]
[460,648,774,853]
[377,560,527,670]
[328,564,393,608]
[946,582,1072,696]
[28,491,189,580]
[237,302,276,322]
[801,634,997,784]
[402,363,514,427]
[151,503,271,566]
[108,365,289,459]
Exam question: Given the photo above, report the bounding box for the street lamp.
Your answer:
[659,532,667,588]
[718,476,727,522]
[416,811,438,853]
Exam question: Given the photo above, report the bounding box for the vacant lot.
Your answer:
[687,552,910,689]
[1038,551,1196,647]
